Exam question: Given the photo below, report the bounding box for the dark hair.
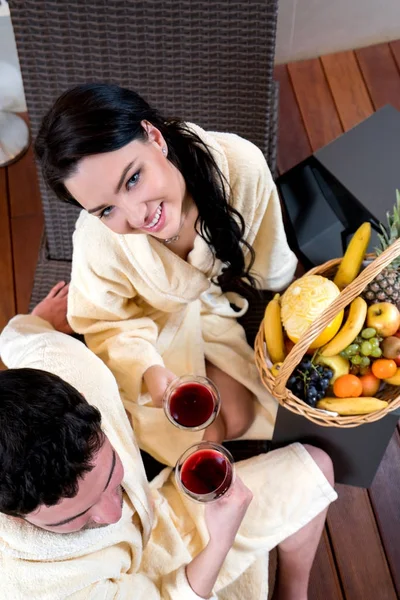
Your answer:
[0,368,104,517]
[35,83,256,289]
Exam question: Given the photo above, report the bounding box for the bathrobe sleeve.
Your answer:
[67,566,217,600]
[67,223,165,398]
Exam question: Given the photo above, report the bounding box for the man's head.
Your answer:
[0,368,124,533]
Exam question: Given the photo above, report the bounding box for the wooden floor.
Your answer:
[0,41,400,600]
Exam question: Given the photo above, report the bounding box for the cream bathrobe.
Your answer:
[0,315,337,600]
[68,125,298,465]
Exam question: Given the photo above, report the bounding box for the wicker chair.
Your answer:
[10,0,278,457]
[10,3,280,592]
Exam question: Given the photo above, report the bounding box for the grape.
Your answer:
[307,386,317,397]
[324,369,334,380]
[360,341,372,356]
[370,337,380,348]
[361,328,377,339]
[320,378,330,389]
[317,392,324,400]
[310,371,320,382]
[370,347,382,358]
[351,355,362,365]
[301,359,312,369]
[295,380,304,392]
[346,344,360,356]
[355,336,363,344]
[360,356,370,367]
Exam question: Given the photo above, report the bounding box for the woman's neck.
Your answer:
[160,196,199,260]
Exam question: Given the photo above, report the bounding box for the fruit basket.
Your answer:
[255,229,400,428]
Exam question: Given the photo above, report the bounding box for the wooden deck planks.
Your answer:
[287,58,342,152]
[274,64,312,174]
[369,431,400,595]
[321,51,374,130]
[356,43,400,112]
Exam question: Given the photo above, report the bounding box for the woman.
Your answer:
[35,84,298,465]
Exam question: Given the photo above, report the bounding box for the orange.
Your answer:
[371,359,397,379]
[333,374,363,398]
[358,373,380,396]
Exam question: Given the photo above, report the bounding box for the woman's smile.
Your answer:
[142,202,166,233]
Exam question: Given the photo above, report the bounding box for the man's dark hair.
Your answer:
[0,368,104,517]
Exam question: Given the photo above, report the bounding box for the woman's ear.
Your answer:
[141,120,164,148]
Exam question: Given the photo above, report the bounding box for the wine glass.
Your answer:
[175,441,235,503]
[163,374,220,431]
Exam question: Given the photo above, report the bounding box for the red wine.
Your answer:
[169,382,215,427]
[181,449,232,497]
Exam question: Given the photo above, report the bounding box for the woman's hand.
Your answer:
[205,476,253,553]
[31,282,74,334]
[143,365,177,407]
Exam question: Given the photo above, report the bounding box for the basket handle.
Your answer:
[274,236,400,395]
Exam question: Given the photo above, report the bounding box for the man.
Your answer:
[0,283,336,600]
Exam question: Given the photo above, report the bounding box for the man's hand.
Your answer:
[143,365,177,407]
[205,476,253,552]
[185,476,253,597]
[32,282,74,334]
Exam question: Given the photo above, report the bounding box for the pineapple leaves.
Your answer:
[374,190,400,265]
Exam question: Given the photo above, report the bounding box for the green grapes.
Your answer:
[361,328,377,339]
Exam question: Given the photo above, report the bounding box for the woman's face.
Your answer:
[64,121,188,237]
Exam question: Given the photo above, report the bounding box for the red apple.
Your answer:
[395,357,400,367]
[367,302,400,338]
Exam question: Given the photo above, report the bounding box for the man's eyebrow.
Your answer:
[45,450,116,527]
[103,449,116,492]
[87,160,136,215]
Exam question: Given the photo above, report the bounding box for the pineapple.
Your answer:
[362,190,400,308]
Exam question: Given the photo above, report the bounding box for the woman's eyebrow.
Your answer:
[115,160,136,194]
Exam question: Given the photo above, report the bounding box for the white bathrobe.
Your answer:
[67,125,298,465]
[0,315,336,600]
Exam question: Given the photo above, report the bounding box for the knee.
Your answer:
[303,444,335,487]
[224,401,255,440]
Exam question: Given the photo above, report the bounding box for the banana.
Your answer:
[314,354,350,383]
[334,222,371,290]
[383,367,400,386]
[264,294,286,364]
[316,397,388,415]
[320,297,368,357]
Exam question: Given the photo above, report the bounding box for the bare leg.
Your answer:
[203,414,226,443]
[272,445,335,600]
[205,361,255,440]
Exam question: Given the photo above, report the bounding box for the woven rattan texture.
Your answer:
[10,0,279,261]
[255,243,400,427]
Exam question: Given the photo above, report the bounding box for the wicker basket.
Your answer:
[255,237,400,427]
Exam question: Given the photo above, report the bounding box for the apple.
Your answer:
[367,302,400,338]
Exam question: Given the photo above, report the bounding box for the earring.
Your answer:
[162,146,167,155]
